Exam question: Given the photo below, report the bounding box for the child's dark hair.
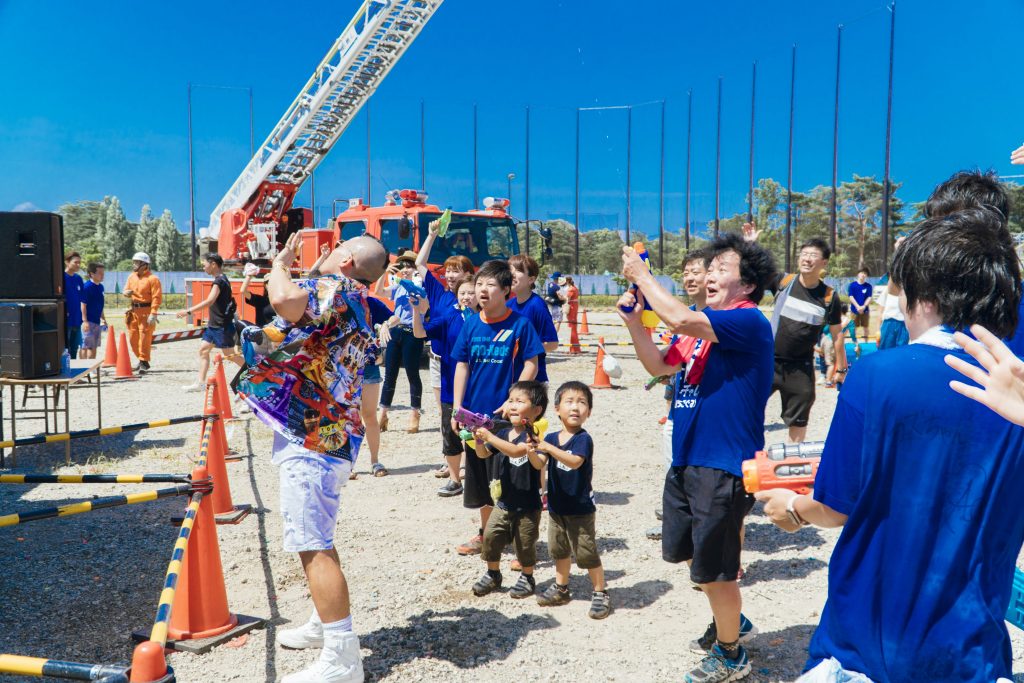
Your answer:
[799,238,832,261]
[840,303,849,315]
[857,267,870,276]
[475,260,513,292]
[87,262,105,275]
[924,169,1010,227]
[507,254,540,279]
[555,381,593,409]
[707,232,779,304]
[204,252,224,268]
[509,380,548,416]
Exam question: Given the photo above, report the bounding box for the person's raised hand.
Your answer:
[428,219,440,235]
[243,262,260,278]
[274,231,302,268]
[411,295,429,315]
[621,245,646,284]
[753,489,803,533]
[616,289,643,326]
[319,244,330,258]
[473,426,492,444]
[1011,144,1024,165]
[176,310,187,319]
[945,324,1024,426]
[742,221,762,242]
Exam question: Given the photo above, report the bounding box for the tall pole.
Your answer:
[881,2,896,268]
[310,172,316,228]
[626,106,632,245]
[748,62,757,224]
[574,107,581,274]
[525,105,531,256]
[365,97,371,202]
[785,45,796,272]
[473,103,478,208]
[187,82,197,270]
[659,100,666,269]
[831,25,842,253]
[685,89,692,250]
[420,99,426,191]
[714,77,722,237]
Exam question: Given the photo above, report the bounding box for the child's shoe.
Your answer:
[683,643,750,682]
[457,534,483,555]
[689,614,758,652]
[472,570,502,596]
[536,583,571,607]
[588,590,611,619]
[280,631,363,683]
[508,573,536,599]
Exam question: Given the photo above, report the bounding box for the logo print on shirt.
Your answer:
[508,455,528,467]
[493,329,513,343]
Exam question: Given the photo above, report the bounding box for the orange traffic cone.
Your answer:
[580,310,590,335]
[128,640,169,682]
[102,326,119,368]
[213,355,235,421]
[590,336,614,389]
[167,465,239,641]
[114,332,136,379]
[203,380,249,524]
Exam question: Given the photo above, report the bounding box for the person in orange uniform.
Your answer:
[123,252,162,374]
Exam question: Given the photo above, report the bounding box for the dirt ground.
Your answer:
[0,309,1022,683]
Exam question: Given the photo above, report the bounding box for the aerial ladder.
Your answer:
[202,0,444,263]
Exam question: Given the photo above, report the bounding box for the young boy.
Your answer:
[469,380,548,599]
[451,260,544,555]
[532,381,609,619]
[80,262,107,360]
[507,254,560,384]
[179,253,241,391]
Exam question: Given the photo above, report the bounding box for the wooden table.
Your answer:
[0,360,103,467]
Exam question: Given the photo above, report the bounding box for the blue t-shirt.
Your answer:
[508,292,559,382]
[424,303,470,405]
[388,280,418,327]
[1005,293,1024,357]
[64,272,84,326]
[423,271,456,355]
[544,429,596,515]
[847,281,873,311]
[451,309,544,417]
[807,343,1024,682]
[82,280,105,324]
[367,297,391,327]
[668,307,773,476]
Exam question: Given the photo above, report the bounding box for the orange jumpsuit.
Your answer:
[124,270,162,363]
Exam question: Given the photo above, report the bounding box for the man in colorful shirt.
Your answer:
[236,232,388,683]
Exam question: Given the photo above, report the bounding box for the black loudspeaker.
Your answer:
[0,301,63,378]
[0,212,65,300]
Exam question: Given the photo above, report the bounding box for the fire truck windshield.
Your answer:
[416,213,519,266]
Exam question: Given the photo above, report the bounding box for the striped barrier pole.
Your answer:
[149,486,207,648]
[0,415,204,450]
[0,473,190,485]
[150,329,204,345]
[0,654,130,681]
[0,484,192,528]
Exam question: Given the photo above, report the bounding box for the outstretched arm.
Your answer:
[415,219,441,278]
[945,324,1024,426]
[621,246,716,341]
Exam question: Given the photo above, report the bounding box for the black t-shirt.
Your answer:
[208,274,234,328]
[544,429,595,515]
[489,427,542,513]
[244,290,276,327]
[772,275,841,361]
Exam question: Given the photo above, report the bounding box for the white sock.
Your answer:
[322,616,353,642]
[308,609,323,627]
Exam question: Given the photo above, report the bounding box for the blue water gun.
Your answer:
[399,279,427,299]
[618,242,661,328]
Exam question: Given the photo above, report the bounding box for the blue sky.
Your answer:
[1,0,1022,237]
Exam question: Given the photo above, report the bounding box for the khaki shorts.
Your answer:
[548,512,602,569]
[481,506,541,567]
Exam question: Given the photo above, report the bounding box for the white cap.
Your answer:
[132,252,151,264]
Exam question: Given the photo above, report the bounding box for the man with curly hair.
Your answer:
[619,232,778,682]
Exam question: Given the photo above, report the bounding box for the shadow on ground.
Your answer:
[740,557,828,587]
[742,519,828,552]
[594,490,632,505]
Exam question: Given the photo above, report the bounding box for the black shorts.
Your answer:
[772,358,815,427]
[463,442,496,509]
[202,324,236,349]
[662,465,748,584]
[440,403,463,457]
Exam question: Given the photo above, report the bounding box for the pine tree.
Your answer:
[103,197,134,266]
[135,205,158,261]
[93,196,112,257]
[156,209,179,270]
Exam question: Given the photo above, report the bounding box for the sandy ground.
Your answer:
[1,309,1022,683]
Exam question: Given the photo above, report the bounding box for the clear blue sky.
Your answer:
[1,0,1022,237]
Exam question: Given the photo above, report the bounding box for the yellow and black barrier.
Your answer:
[0,653,131,681]
[0,484,192,528]
[0,415,204,451]
[149,490,205,647]
[0,473,191,485]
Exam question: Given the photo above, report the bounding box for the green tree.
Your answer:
[103,197,134,266]
[155,209,180,270]
[135,205,159,259]
[837,174,904,275]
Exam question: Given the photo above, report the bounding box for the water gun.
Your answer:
[742,441,825,495]
[645,375,672,391]
[398,279,428,299]
[618,242,662,328]
[436,208,453,237]
[456,408,548,447]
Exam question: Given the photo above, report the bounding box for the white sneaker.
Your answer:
[277,619,324,650]
[181,383,203,393]
[281,632,363,683]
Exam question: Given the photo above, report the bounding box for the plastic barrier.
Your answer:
[0,415,203,450]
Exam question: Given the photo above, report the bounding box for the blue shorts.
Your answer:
[363,362,381,385]
[202,325,236,349]
[878,318,909,350]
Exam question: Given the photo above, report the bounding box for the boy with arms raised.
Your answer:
[451,260,544,555]
[531,380,609,619]
[469,380,547,598]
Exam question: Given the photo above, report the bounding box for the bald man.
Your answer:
[235,232,388,683]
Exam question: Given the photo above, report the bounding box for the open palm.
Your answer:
[945,324,1024,426]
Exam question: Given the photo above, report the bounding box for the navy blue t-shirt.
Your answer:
[82,280,105,324]
[1006,294,1024,357]
[424,304,470,405]
[451,309,544,417]
[807,342,1024,682]
[423,271,455,354]
[847,281,873,311]
[508,292,559,382]
[668,307,773,476]
[487,426,543,513]
[544,429,595,515]
[64,272,84,326]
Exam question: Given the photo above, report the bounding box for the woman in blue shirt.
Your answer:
[376,251,426,434]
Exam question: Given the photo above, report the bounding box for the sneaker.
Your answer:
[472,571,502,596]
[655,508,663,521]
[508,573,535,599]
[689,615,759,653]
[457,534,483,556]
[281,631,364,683]
[645,525,662,541]
[536,583,571,607]
[182,383,203,393]
[278,619,324,650]
[683,644,750,682]
[589,590,611,619]
[434,464,450,478]
[437,480,463,497]
[135,361,150,374]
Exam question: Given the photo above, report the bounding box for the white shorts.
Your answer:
[547,304,562,323]
[273,433,351,553]
[429,352,442,389]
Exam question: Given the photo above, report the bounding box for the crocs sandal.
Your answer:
[372,462,388,477]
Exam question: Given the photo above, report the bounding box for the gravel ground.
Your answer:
[1,309,1022,683]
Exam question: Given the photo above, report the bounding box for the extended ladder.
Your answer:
[205,0,443,240]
